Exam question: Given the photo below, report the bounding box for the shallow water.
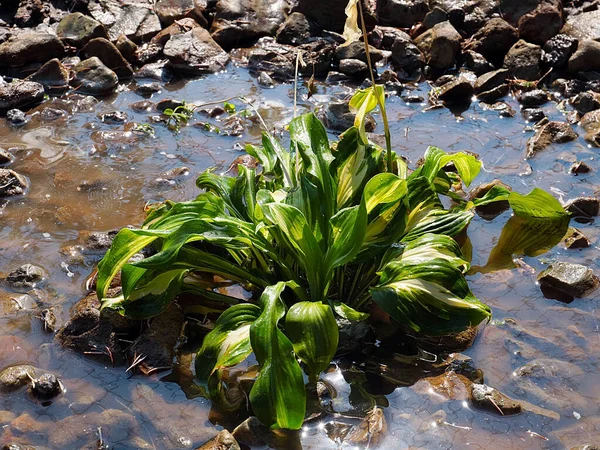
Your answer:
[1,65,599,449]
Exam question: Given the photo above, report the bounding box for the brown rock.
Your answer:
[503,39,542,81]
[25,58,69,92]
[83,37,133,79]
[471,383,523,415]
[0,32,64,67]
[196,430,241,450]
[526,121,577,158]
[163,27,230,75]
[414,21,462,70]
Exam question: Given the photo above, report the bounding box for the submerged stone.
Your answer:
[5,264,45,289]
[0,169,28,197]
[471,383,523,415]
[30,373,61,399]
[563,227,591,249]
[526,121,577,158]
[538,262,599,300]
[0,365,35,392]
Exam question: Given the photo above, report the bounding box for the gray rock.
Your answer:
[25,58,70,92]
[134,60,174,81]
[570,91,600,114]
[391,31,425,75]
[471,383,523,415]
[257,71,274,88]
[157,98,185,112]
[503,39,542,81]
[336,316,374,355]
[568,40,600,74]
[565,197,600,217]
[56,12,108,48]
[570,161,591,175]
[438,75,474,104]
[0,169,28,197]
[135,82,162,95]
[538,262,599,298]
[155,0,201,26]
[462,50,494,75]
[83,37,133,79]
[88,0,162,42]
[164,28,230,75]
[415,21,462,70]
[423,6,448,29]
[432,0,498,34]
[522,107,546,122]
[196,430,241,450]
[322,101,375,133]
[6,109,27,126]
[526,121,577,158]
[0,81,44,112]
[5,263,45,289]
[70,57,119,96]
[517,89,549,107]
[210,0,289,49]
[0,365,35,392]
[470,18,519,64]
[14,0,49,27]
[517,0,563,45]
[562,9,600,42]
[276,12,319,45]
[151,16,202,48]
[377,0,430,28]
[0,32,64,67]
[474,68,508,94]
[338,59,369,77]
[542,34,578,69]
[335,40,383,65]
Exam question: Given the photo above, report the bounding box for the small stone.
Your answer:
[538,261,599,299]
[25,58,70,92]
[345,407,386,447]
[414,21,462,70]
[470,18,519,65]
[542,34,577,69]
[402,94,425,103]
[276,11,319,45]
[565,197,600,217]
[517,89,549,107]
[526,121,577,158]
[30,373,61,399]
[70,57,118,96]
[522,108,546,122]
[196,430,240,450]
[83,37,134,79]
[570,91,600,114]
[438,75,474,104]
[164,28,230,75]
[0,148,13,165]
[5,263,45,289]
[99,111,128,124]
[0,365,35,392]
[570,161,591,174]
[471,383,523,415]
[338,58,369,77]
[257,71,274,88]
[462,50,494,75]
[135,82,162,96]
[0,169,28,197]
[6,109,28,126]
[156,99,185,112]
[563,228,591,249]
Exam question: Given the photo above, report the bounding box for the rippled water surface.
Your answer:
[1,66,599,449]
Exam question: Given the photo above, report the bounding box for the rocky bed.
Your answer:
[1,0,600,449]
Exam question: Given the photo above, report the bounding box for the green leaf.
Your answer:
[349,87,380,144]
[410,146,481,190]
[250,283,306,430]
[285,301,338,381]
[332,302,370,322]
[403,208,474,242]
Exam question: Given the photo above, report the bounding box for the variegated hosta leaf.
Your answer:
[371,256,491,335]
[349,86,382,144]
[411,146,481,188]
[250,283,306,430]
[403,206,474,242]
[285,301,339,381]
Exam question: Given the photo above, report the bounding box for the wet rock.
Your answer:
[469,179,511,219]
[164,28,230,75]
[474,68,508,102]
[542,34,577,69]
[322,101,375,133]
[391,31,425,75]
[522,107,546,122]
[0,365,35,392]
[563,227,590,249]
[157,98,185,112]
[135,82,162,95]
[413,371,473,401]
[0,81,44,112]
[115,34,138,63]
[88,0,162,42]
[232,417,272,447]
[471,383,523,415]
[25,58,69,92]
[0,148,13,165]
[402,94,425,103]
[127,303,184,374]
[5,264,45,289]
[469,18,519,65]
[294,0,370,33]
[83,38,134,79]
[151,16,202,48]
[0,33,64,67]
[0,169,28,196]
[1,443,35,450]
[0,293,38,315]
[568,39,600,74]
[6,109,27,126]
[30,373,61,399]
[345,407,387,447]
[565,196,600,217]
[196,430,240,450]
[13,0,49,27]
[526,121,577,158]
[410,326,478,352]
[276,12,319,45]
[517,89,549,107]
[570,161,591,175]
[40,308,57,332]
[99,110,128,124]
[56,12,108,48]
[155,0,202,26]
[257,71,274,88]
[338,59,369,77]
[517,0,563,45]
[437,75,474,104]
[336,316,374,355]
[487,101,515,117]
[377,0,429,29]
[562,9,600,42]
[135,60,174,81]
[335,41,383,65]
[70,57,118,96]
[580,110,600,136]
[462,50,494,75]
[210,0,289,49]
[414,21,462,70]
[538,262,599,299]
[503,39,542,81]
[571,91,600,115]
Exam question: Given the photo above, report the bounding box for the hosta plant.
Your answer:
[96,88,570,430]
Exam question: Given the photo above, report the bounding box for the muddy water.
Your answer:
[1,67,599,449]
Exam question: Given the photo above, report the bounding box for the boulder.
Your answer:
[56,12,109,47]
[334,41,383,64]
[276,12,320,45]
[568,40,600,74]
[25,58,69,92]
[0,169,28,196]
[503,39,542,81]
[542,34,578,69]
[377,0,430,28]
[538,262,599,299]
[83,37,134,79]
[526,121,577,158]
[414,21,462,70]
[0,81,44,112]
[5,264,45,289]
[70,57,119,95]
[0,33,64,67]
[462,50,494,75]
[562,10,600,42]
[164,28,230,75]
[517,0,563,45]
[423,6,448,29]
[210,0,289,49]
[88,0,162,42]
[391,31,425,75]
[469,18,518,64]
